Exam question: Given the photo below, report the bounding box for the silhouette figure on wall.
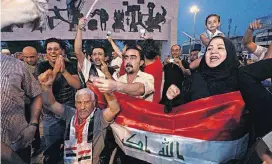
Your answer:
[1,26,13,32]
[129,9,137,32]
[90,8,109,31]
[144,2,166,32]
[126,17,130,26]
[31,18,43,33]
[135,11,147,30]
[1,24,24,32]
[122,1,167,33]
[88,19,98,31]
[67,0,84,31]
[112,10,125,32]
[48,6,72,31]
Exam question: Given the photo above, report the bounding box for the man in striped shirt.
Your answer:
[1,54,42,163]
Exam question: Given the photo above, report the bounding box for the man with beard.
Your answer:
[75,18,116,82]
[93,44,154,102]
[34,37,81,163]
[23,46,40,75]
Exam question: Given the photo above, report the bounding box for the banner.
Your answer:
[1,0,179,41]
[91,88,248,164]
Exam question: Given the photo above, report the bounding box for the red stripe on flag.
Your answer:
[78,150,91,156]
[65,147,77,151]
[89,84,246,141]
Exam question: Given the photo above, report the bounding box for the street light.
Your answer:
[190,5,200,39]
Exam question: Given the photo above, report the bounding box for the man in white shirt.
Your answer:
[74,18,116,82]
[110,51,123,72]
[93,45,155,102]
[243,20,269,60]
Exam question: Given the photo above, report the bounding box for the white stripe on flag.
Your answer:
[111,123,248,164]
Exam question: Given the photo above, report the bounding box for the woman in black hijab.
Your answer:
[166,36,240,103]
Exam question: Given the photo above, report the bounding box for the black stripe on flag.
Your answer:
[78,156,91,162]
[66,153,76,157]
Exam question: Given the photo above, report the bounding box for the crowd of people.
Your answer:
[1,9,272,164]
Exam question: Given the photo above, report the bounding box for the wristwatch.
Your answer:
[30,122,39,128]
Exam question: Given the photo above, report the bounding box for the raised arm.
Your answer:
[103,92,120,122]
[39,69,65,116]
[74,18,87,67]
[242,20,260,53]
[200,34,210,47]
[108,36,122,57]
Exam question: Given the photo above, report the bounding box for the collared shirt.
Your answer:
[81,58,117,82]
[110,56,123,72]
[117,71,154,102]
[202,29,224,39]
[253,45,268,61]
[1,54,41,150]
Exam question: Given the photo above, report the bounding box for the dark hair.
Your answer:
[191,48,200,52]
[205,14,221,25]
[45,38,65,50]
[125,44,144,60]
[124,40,137,47]
[141,39,159,60]
[88,46,106,57]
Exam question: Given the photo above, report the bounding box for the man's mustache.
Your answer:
[126,64,133,68]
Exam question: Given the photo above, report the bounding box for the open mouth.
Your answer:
[49,54,57,58]
[210,56,219,62]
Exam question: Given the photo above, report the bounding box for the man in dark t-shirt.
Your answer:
[34,38,81,163]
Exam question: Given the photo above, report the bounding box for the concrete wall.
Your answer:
[2,0,179,42]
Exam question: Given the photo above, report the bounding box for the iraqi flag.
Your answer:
[90,87,249,164]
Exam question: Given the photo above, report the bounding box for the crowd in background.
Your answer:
[1,12,272,164]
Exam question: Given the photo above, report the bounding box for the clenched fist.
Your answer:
[166,84,180,100]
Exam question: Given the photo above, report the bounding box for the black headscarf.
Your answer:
[189,36,240,101]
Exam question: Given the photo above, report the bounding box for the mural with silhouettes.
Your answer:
[1,0,178,41]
